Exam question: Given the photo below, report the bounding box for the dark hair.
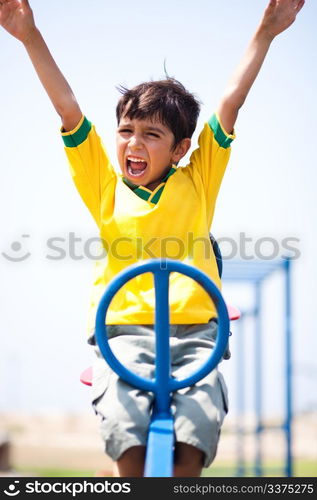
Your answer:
[116,78,201,148]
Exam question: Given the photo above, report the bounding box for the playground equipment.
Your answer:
[222,258,293,477]
[81,233,238,385]
[83,258,234,477]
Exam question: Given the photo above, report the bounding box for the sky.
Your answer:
[0,0,316,420]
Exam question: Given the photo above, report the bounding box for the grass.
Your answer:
[15,467,96,477]
[15,459,317,478]
[202,459,317,477]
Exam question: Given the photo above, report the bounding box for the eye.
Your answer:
[118,128,132,134]
[147,132,160,138]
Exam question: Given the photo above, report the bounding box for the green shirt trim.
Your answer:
[208,113,234,149]
[150,185,165,204]
[62,117,92,148]
[122,166,177,204]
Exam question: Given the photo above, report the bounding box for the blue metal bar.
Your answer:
[235,314,246,477]
[153,269,172,418]
[144,418,174,477]
[222,260,285,282]
[284,258,293,477]
[145,267,174,476]
[222,258,293,478]
[254,281,263,477]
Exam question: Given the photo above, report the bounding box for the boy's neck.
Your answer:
[123,165,175,192]
[145,179,164,191]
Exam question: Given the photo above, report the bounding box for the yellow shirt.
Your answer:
[61,114,235,331]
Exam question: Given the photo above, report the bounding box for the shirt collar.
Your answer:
[122,166,177,204]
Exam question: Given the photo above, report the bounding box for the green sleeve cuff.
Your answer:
[208,113,235,149]
[61,116,92,147]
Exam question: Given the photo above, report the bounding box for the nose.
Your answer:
[128,134,143,150]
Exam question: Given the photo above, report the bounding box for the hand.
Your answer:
[260,0,305,39]
[0,0,36,43]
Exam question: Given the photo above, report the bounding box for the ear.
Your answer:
[171,138,191,163]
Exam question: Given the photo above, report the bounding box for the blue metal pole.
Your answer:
[144,266,174,477]
[236,314,246,477]
[254,281,263,477]
[153,269,172,417]
[284,258,293,477]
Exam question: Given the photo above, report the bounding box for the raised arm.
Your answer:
[0,0,82,131]
[217,0,305,134]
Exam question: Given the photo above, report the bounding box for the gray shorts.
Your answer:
[89,321,229,468]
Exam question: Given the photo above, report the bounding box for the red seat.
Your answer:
[227,303,241,321]
[80,366,93,386]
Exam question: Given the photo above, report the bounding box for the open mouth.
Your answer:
[126,156,148,178]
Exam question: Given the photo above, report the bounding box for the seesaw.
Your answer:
[82,258,240,476]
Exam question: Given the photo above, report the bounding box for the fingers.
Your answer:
[265,0,277,15]
[267,0,277,9]
[295,0,305,13]
[0,0,30,10]
[0,0,21,6]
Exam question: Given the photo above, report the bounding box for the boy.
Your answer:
[0,0,304,477]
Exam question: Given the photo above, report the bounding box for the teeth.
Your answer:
[127,157,146,163]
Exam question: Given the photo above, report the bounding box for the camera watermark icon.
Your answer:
[2,235,31,262]
[3,480,20,496]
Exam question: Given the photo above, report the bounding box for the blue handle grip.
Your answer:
[95,259,230,401]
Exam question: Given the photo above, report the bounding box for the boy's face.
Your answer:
[116,116,190,190]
